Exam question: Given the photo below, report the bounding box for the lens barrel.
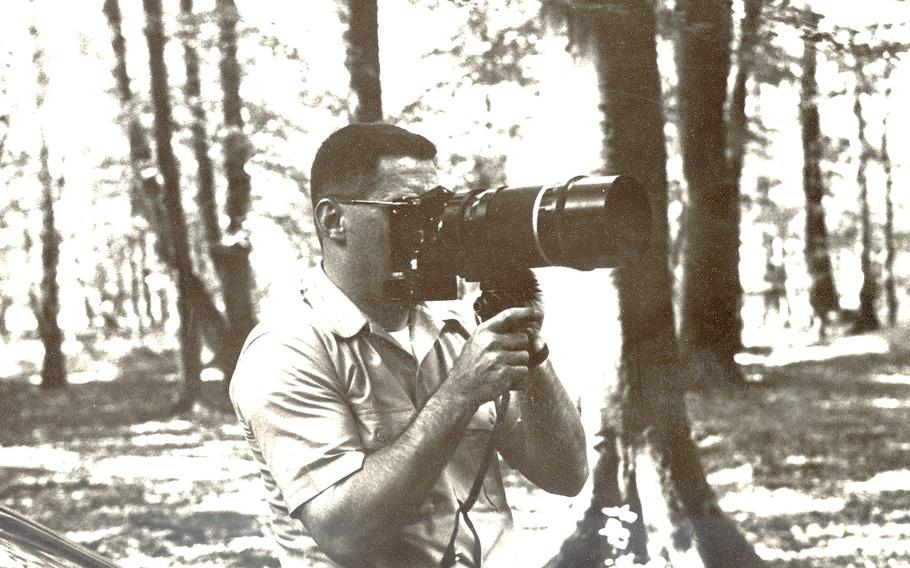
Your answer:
[433,175,650,280]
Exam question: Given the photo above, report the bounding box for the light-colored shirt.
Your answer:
[230,267,514,567]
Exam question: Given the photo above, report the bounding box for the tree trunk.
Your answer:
[727,0,762,185]
[36,145,66,389]
[216,0,257,381]
[180,0,220,248]
[799,11,839,338]
[104,0,230,363]
[143,0,202,410]
[849,58,880,334]
[342,0,383,122]
[546,2,762,566]
[30,22,66,389]
[880,61,897,327]
[676,0,743,385]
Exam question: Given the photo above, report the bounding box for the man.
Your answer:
[230,123,588,567]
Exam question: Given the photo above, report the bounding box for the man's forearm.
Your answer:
[298,386,476,562]
[501,361,588,496]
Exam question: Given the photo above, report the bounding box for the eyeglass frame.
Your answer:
[323,185,452,208]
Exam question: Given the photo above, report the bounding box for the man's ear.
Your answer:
[314,198,345,243]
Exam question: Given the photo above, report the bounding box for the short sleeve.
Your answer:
[231,329,364,515]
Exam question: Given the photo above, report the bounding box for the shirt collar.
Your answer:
[301,265,475,341]
[301,265,370,338]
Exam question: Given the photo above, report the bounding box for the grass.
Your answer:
[1,330,909,566]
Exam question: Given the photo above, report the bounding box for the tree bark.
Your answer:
[676,0,743,385]
[104,0,230,364]
[180,0,220,248]
[30,22,66,389]
[36,145,66,389]
[143,0,203,410]
[342,0,383,122]
[546,2,762,566]
[880,61,897,327]
[216,0,257,381]
[849,55,880,334]
[799,11,839,338]
[727,0,762,185]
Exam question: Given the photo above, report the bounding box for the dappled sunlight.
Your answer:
[68,361,120,384]
[756,532,910,563]
[65,526,122,545]
[706,463,753,486]
[194,489,268,516]
[718,486,846,517]
[736,333,890,367]
[89,454,258,484]
[129,419,194,434]
[131,433,204,447]
[846,470,910,494]
[0,445,81,471]
[874,373,910,385]
[872,397,910,409]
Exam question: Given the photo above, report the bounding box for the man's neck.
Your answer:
[323,261,410,331]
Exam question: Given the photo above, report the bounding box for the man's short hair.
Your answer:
[309,123,437,207]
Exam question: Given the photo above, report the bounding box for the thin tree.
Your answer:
[799,9,839,338]
[879,57,897,327]
[341,0,383,122]
[103,0,230,369]
[676,0,743,385]
[215,0,257,380]
[29,20,66,389]
[727,0,763,186]
[179,0,219,252]
[543,2,762,566]
[143,0,203,409]
[847,34,880,334]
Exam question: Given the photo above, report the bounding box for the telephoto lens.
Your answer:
[437,175,651,280]
[384,175,651,301]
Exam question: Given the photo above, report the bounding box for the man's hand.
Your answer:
[441,306,543,407]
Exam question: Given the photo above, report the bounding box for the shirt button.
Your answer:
[375,426,387,443]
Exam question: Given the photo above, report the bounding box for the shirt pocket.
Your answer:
[355,406,415,452]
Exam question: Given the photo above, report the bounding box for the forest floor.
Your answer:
[1,326,910,567]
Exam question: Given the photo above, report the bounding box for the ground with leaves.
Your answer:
[1,329,909,567]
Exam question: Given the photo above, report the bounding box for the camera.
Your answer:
[382,175,651,302]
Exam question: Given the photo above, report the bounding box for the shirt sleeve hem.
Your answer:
[284,451,366,516]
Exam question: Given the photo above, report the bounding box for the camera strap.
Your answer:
[440,391,511,567]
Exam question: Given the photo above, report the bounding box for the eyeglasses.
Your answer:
[329,197,405,208]
[326,186,451,208]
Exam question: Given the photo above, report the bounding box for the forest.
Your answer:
[1,0,909,566]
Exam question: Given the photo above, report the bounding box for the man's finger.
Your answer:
[485,306,543,333]
[501,350,531,366]
[492,332,531,350]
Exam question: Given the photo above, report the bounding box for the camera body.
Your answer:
[382,175,651,302]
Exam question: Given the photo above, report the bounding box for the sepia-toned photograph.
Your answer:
[1,1,908,566]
